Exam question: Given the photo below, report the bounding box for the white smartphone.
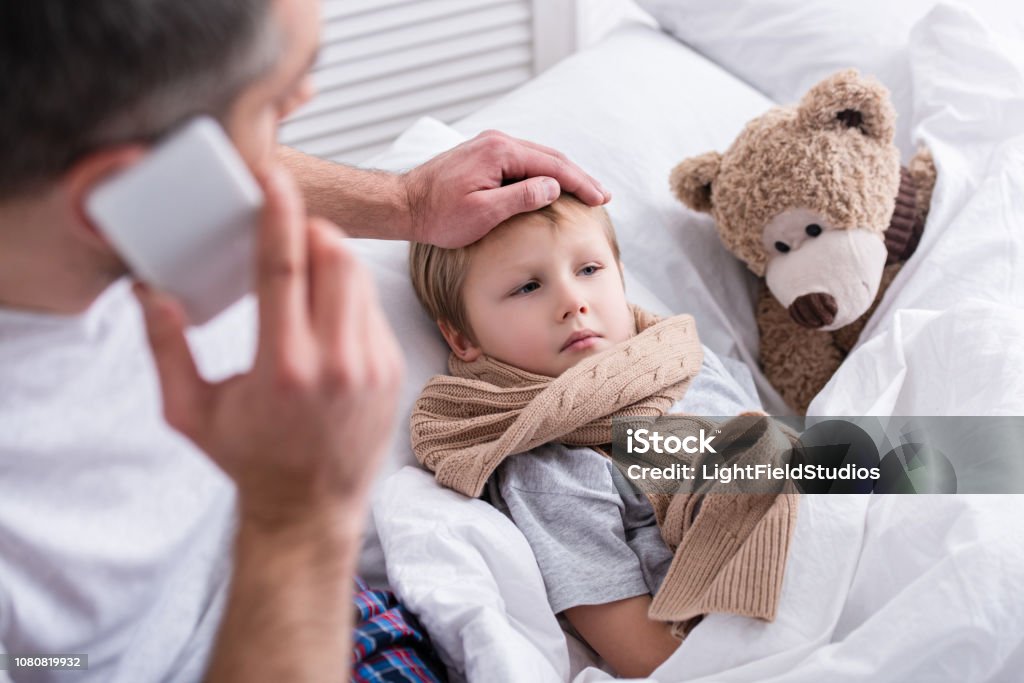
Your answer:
[85,116,264,325]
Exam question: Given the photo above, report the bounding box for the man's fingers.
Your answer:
[473,176,560,235]
[133,282,210,438]
[308,218,363,364]
[308,215,404,450]
[479,132,609,206]
[364,300,405,431]
[254,166,310,358]
[511,137,611,204]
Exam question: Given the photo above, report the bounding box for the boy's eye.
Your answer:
[513,281,540,296]
[579,264,601,276]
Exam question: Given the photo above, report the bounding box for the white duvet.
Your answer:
[373,5,1024,681]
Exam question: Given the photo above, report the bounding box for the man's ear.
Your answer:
[670,151,722,214]
[796,68,896,143]
[62,145,147,246]
[437,319,482,362]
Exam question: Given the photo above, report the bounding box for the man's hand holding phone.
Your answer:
[133,164,404,680]
[133,165,404,534]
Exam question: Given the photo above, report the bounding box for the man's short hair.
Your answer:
[409,194,621,340]
[0,0,277,200]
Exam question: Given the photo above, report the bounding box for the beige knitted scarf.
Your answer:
[410,306,797,628]
[411,306,703,497]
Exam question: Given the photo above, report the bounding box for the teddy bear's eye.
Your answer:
[774,241,791,253]
[805,224,823,237]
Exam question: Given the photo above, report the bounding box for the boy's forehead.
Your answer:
[467,214,610,283]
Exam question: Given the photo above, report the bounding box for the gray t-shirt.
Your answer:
[488,346,762,613]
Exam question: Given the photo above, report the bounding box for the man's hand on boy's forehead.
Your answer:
[401,129,611,249]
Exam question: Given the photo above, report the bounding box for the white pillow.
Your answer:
[636,0,1024,162]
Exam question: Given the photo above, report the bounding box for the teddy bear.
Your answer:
[670,69,936,414]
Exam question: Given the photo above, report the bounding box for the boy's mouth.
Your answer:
[560,329,601,352]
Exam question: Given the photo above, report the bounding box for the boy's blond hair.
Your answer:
[409,194,621,340]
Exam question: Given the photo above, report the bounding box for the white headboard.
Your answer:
[279,0,579,164]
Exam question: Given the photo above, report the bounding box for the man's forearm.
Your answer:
[204,510,361,682]
[278,146,412,241]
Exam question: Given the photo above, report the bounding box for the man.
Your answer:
[0,0,608,681]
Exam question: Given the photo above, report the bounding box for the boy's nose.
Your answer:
[561,303,588,321]
[559,288,589,320]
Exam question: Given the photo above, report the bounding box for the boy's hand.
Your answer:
[135,166,404,532]
[402,130,611,248]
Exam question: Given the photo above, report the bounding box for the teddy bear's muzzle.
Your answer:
[765,227,888,331]
[789,293,838,328]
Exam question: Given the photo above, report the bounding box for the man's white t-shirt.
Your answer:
[0,279,258,683]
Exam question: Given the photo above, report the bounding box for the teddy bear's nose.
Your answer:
[789,293,838,328]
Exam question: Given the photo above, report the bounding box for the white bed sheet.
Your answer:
[373,6,1024,682]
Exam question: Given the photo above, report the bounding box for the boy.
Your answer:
[408,195,772,678]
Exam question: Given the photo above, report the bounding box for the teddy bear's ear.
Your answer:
[670,151,722,214]
[796,69,896,143]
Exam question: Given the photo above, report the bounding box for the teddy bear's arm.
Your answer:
[884,149,936,264]
[756,284,844,414]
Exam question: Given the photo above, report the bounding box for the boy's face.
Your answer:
[443,208,635,377]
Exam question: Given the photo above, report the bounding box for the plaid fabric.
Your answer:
[351,577,448,683]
